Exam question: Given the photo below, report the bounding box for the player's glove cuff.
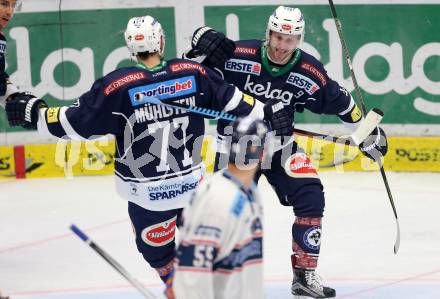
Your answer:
[359,127,388,162]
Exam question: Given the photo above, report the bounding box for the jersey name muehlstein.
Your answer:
[134,96,195,123]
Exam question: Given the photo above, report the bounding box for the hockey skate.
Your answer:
[291,268,336,298]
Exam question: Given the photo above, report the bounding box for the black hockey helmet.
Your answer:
[228,116,269,167]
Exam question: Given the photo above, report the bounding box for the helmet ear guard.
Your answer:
[265,6,305,47]
[124,15,165,60]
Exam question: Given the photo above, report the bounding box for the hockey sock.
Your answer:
[156,259,175,284]
[291,217,322,269]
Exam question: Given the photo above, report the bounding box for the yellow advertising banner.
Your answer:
[296,136,440,172]
[1,136,439,180]
[0,146,15,180]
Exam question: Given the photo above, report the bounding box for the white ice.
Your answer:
[1,171,440,299]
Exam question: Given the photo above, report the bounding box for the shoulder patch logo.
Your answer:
[104,72,146,96]
[171,62,206,75]
[300,62,327,86]
[234,47,257,56]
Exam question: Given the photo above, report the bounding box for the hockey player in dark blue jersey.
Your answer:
[0,0,21,111]
[185,6,388,298]
[4,15,293,285]
[0,0,21,299]
[0,2,20,299]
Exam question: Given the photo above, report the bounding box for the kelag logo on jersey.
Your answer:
[286,73,320,95]
[128,76,196,106]
[225,59,261,76]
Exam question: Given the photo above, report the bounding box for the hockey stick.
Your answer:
[327,0,400,254]
[143,96,383,146]
[70,224,157,299]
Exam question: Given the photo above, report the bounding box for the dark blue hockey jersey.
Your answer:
[215,40,360,132]
[36,58,262,211]
[0,32,9,95]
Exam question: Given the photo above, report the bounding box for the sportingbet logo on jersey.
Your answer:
[286,73,320,95]
[128,75,196,106]
[225,59,261,76]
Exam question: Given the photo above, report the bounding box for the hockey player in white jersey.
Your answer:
[165,116,270,299]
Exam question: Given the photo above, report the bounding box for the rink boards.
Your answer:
[0,136,439,180]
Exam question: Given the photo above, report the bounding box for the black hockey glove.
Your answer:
[359,127,388,162]
[191,26,236,66]
[5,92,47,129]
[263,99,295,136]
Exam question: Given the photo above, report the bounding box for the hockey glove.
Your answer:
[5,92,47,129]
[263,99,295,136]
[359,127,388,162]
[191,26,236,66]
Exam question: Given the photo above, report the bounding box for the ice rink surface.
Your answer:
[1,171,440,299]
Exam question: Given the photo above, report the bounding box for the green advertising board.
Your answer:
[1,4,439,133]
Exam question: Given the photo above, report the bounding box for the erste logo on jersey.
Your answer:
[141,216,177,247]
[225,59,261,76]
[286,72,320,95]
[128,75,196,106]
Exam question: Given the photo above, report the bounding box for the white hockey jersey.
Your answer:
[172,170,264,299]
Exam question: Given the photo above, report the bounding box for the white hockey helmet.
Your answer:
[124,15,165,58]
[265,6,305,45]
